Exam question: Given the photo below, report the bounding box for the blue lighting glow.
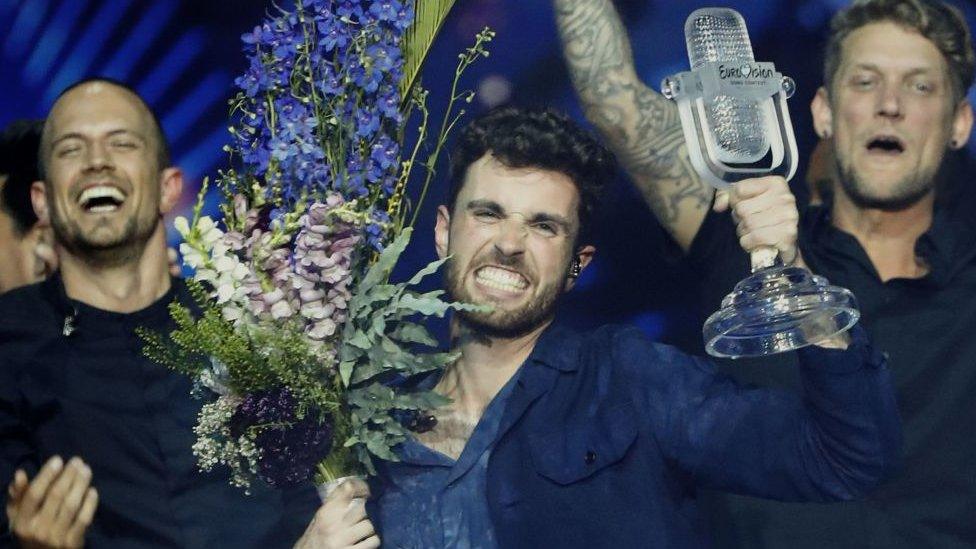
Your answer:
[4,0,49,60]
[162,71,230,143]
[631,311,667,341]
[44,0,135,102]
[100,0,177,82]
[178,124,230,181]
[24,0,87,86]
[136,28,206,105]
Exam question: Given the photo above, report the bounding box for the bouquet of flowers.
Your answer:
[140,0,493,492]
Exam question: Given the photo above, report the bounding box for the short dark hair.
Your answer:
[824,0,975,103]
[0,119,43,234]
[447,106,615,245]
[39,77,171,179]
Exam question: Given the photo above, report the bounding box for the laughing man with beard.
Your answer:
[298,107,902,549]
[0,78,317,547]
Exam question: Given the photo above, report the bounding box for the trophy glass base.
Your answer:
[703,266,859,358]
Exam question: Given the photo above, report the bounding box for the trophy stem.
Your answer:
[749,245,781,273]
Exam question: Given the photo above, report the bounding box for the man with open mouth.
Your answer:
[558,0,976,546]
[0,78,318,547]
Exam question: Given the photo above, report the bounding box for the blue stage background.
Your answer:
[3,0,974,351]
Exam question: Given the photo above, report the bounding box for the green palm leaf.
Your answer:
[399,0,457,105]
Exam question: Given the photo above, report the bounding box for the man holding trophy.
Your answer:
[557,0,976,546]
[305,105,901,548]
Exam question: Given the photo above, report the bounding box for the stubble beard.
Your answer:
[444,255,566,340]
[835,152,942,212]
[50,200,158,269]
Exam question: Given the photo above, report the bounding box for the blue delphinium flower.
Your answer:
[228,0,411,227]
[370,1,402,23]
[365,209,391,251]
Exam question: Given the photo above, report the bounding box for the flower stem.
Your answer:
[314,447,356,486]
[316,461,342,484]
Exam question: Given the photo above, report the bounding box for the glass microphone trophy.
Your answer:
[661,8,859,358]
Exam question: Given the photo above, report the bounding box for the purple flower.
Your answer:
[224,0,412,232]
[229,388,334,487]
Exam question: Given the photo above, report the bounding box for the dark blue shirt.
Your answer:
[691,186,976,548]
[369,323,901,548]
[0,275,318,548]
[371,371,519,548]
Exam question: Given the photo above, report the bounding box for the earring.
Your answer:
[950,139,960,149]
[569,257,582,279]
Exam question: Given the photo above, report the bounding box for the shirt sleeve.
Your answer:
[0,359,37,543]
[618,325,902,502]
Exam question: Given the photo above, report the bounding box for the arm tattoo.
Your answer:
[555,0,712,246]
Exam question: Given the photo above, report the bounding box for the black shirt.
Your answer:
[688,195,976,548]
[0,274,318,548]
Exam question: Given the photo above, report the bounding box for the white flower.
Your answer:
[216,282,236,304]
[199,357,232,396]
[263,287,286,305]
[173,216,191,237]
[197,216,223,247]
[232,262,250,281]
[212,240,230,258]
[181,243,207,269]
[222,305,243,323]
[300,302,327,320]
[213,255,237,274]
[194,268,218,283]
[307,319,337,340]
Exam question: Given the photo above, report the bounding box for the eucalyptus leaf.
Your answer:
[359,227,412,292]
[339,360,355,387]
[398,291,452,317]
[371,314,388,338]
[407,256,450,286]
[354,284,401,319]
[347,330,372,350]
[392,322,439,347]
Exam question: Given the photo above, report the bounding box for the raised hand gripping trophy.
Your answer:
[661,8,858,358]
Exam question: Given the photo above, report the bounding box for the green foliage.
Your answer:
[338,228,487,473]
[139,277,344,415]
[399,0,458,106]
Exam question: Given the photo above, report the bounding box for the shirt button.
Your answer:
[584,450,596,465]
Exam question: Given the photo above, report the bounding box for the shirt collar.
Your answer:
[803,194,976,286]
[524,323,581,373]
[39,270,185,327]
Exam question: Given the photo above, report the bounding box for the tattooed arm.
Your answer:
[554,0,712,251]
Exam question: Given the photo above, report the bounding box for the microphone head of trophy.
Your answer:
[661,7,798,189]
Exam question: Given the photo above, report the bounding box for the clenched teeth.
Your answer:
[476,266,528,292]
